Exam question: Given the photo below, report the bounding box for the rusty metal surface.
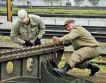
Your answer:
[0,40,22,49]
[0,44,64,82]
[0,44,64,62]
[0,43,94,83]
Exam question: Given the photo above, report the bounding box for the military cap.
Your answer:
[64,19,75,26]
[18,9,28,22]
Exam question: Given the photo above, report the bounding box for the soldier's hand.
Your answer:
[52,36,60,44]
[34,37,41,46]
[24,40,33,47]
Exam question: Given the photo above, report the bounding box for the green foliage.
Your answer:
[0,7,7,12]
[1,7,106,15]
[74,0,84,6]
[43,0,58,1]
[89,0,101,6]
[58,59,67,68]
[0,36,11,41]
[99,43,106,46]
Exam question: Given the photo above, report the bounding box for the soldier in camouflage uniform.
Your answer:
[52,19,100,76]
[11,9,45,47]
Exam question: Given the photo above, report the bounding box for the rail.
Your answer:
[0,25,106,42]
[1,13,106,18]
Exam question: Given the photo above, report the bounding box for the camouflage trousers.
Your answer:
[68,47,100,69]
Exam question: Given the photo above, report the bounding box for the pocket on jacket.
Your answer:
[20,29,27,35]
[31,28,39,36]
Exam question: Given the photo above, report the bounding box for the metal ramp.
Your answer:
[41,61,93,83]
[0,44,93,83]
[2,61,93,83]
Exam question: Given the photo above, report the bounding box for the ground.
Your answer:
[69,67,106,83]
[58,55,106,83]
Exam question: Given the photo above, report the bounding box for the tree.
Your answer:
[66,0,71,6]
[74,0,84,6]
[89,0,101,6]
[43,0,61,6]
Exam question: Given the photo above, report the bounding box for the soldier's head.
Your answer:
[18,9,30,24]
[64,19,75,31]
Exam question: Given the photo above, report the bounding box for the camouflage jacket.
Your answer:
[11,14,45,44]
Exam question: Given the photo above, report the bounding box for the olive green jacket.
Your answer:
[60,25,99,50]
[10,14,45,45]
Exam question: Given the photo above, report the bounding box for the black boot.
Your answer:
[87,63,100,76]
[49,59,58,68]
[53,62,71,76]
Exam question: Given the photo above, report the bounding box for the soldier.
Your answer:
[52,19,100,76]
[11,9,45,47]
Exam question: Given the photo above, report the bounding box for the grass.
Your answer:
[99,43,106,46]
[58,57,106,74]
[0,35,11,41]
[1,7,106,15]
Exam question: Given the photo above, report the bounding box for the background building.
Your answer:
[0,0,106,7]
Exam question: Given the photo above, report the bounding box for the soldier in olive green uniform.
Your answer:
[52,19,100,76]
[11,9,45,47]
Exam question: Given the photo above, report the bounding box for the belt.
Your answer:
[75,45,99,50]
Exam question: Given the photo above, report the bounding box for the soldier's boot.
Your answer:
[53,62,71,76]
[49,59,58,68]
[87,63,100,76]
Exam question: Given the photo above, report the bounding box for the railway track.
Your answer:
[0,40,106,66]
[15,6,106,10]
[0,25,106,42]
[1,13,106,18]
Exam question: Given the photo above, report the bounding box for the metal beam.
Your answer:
[7,0,12,21]
[90,61,106,65]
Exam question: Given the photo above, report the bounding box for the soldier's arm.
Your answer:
[31,16,45,44]
[60,29,80,44]
[10,22,25,44]
[37,17,46,39]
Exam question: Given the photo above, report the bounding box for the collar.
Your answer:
[29,16,36,26]
[19,15,35,27]
[73,25,80,29]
